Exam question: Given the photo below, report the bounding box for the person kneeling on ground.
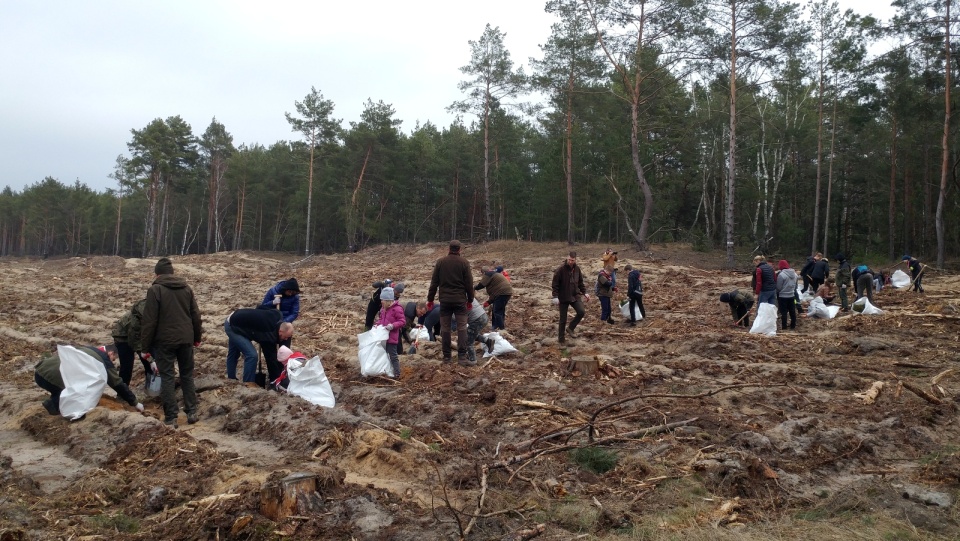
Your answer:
[816,278,836,304]
[35,344,143,417]
[270,346,308,392]
[720,289,754,327]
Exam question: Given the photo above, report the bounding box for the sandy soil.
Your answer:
[0,241,958,540]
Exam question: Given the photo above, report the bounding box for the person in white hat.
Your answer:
[375,287,406,378]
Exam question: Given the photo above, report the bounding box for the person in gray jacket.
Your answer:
[775,260,798,330]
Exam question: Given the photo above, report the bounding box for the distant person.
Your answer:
[835,254,852,312]
[809,252,830,292]
[720,289,754,327]
[141,257,203,429]
[111,298,156,386]
[364,278,393,330]
[474,267,513,331]
[753,255,777,305]
[463,302,492,365]
[427,240,474,365]
[775,260,798,330]
[815,278,836,304]
[259,278,301,323]
[601,248,619,288]
[422,304,442,342]
[596,267,616,324]
[401,300,428,354]
[902,255,924,293]
[34,344,143,417]
[270,346,308,392]
[624,264,645,324]
[799,255,815,294]
[853,265,875,304]
[551,251,589,344]
[374,287,406,378]
[224,308,294,388]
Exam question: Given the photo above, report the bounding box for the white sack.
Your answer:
[482,332,518,357]
[57,345,108,421]
[852,297,884,315]
[357,326,393,377]
[619,300,643,320]
[749,303,778,336]
[806,297,840,319]
[408,326,431,342]
[145,372,162,398]
[286,356,336,408]
[891,269,911,289]
[798,289,816,303]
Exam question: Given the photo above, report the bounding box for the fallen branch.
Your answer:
[889,372,943,405]
[931,369,954,398]
[853,381,884,405]
[900,313,960,320]
[514,400,575,416]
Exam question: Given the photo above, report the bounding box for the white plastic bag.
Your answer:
[57,345,108,421]
[619,300,643,320]
[891,269,911,289]
[852,297,884,315]
[481,332,518,357]
[357,326,392,376]
[408,326,430,342]
[286,356,336,408]
[145,373,162,398]
[807,297,840,319]
[749,303,778,336]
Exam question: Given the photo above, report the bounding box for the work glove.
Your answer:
[483,301,490,308]
[150,361,159,375]
[551,297,559,305]
[426,301,434,311]
[385,324,394,331]
[272,297,281,305]
[613,287,618,292]
[135,403,144,413]
[193,341,201,347]
[141,352,151,361]
[466,303,472,310]
[584,294,591,302]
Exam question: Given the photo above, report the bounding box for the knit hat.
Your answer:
[277,346,293,364]
[154,257,174,275]
[281,278,301,294]
[380,287,395,301]
[495,266,504,273]
[778,260,790,270]
[835,253,845,262]
[449,240,462,253]
[902,255,911,261]
[720,293,732,303]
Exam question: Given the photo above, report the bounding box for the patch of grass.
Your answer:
[536,501,599,533]
[87,513,139,533]
[570,447,619,474]
[398,427,413,440]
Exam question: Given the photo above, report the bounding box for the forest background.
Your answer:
[1,0,956,268]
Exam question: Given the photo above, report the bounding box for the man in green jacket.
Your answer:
[34,344,142,416]
[111,298,157,385]
[551,251,589,344]
[141,257,203,429]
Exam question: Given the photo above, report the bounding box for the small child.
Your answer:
[375,287,406,378]
[271,346,307,391]
[597,268,616,324]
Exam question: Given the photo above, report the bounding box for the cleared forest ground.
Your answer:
[1,241,959,540]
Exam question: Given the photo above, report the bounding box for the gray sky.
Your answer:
[0,0,895,193]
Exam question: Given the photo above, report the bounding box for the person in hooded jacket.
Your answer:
[720,289,754,327]
[259,278,301,323]
[596,267,616,324]
[35,344,143,416]
[775,260,798,330]
[624,264,645,324]
[835,254,852,311]
[140,257,203,428]
[375,287,406,377]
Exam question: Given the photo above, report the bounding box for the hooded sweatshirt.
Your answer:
[141,275,202,350]
[775,262,798,298]
[259,279,301,322]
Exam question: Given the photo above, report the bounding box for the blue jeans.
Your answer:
[224,318,258,382]
[600,296,612,321]
[758,290,777,305]
[491,295,510,330]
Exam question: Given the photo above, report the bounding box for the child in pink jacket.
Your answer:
[375,287,406,378]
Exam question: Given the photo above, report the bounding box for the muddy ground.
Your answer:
[0,241,958,540]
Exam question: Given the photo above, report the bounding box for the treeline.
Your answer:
[1,0,957,265]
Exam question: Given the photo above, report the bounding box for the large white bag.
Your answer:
[749,303,778,336]
[286,356,336,408]
[890,269,911,289]
[619,300,643,320]
[807,297,840,319]
[481,332,518,358]
[357,326,392,376]
[58,345,108,421]
[852,297,884,315]
[408,326,430,342]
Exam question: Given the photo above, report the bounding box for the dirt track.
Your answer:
[1,241,959,540]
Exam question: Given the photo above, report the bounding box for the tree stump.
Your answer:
[566,356,599,377]
[259,472,324,521]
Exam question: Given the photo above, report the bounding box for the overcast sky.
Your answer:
[0,0,896,193]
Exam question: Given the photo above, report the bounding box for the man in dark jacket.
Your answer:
[835,254,852,311]
[401,301,428,353]
[810,252,829,293]
[799,255,815,293]
[427,240,474,364]
[720,290,754,327]
[141,257,203,428]
[551,251,589,344]
[753,256,777,305]
[364,279,393,330]
[902,255,924,293]
[259,277,301,323]
[475,267,513,331]
[625,264,645,323]
[111,298,155,385]
[225,308,294,386]
[35,344,142,416]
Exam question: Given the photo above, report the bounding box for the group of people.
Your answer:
[720,252,926,329]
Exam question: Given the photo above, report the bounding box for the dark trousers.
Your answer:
[35,372,62,407]
[628,292,645,320]
[491,295,510,330]
[364,298,382,330]
[810,277,824,294]
[777,296,796,329]
[115,341,152,385]
[912,269,924,292]
[439,303,469,360]
[857,275,875,304]
[599,296,612,321]
[386,342,400,377]
[155,343,197,423]
[801,275,811,293]
[839,285,849,310]
[558,300,585,341]
[734,303,751,327]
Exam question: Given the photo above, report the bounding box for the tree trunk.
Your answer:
[565,72,575,246]
[937,0,951,268]
[259,472,324,522]
[823,90,838,257]
[812,50,825,256]
[888,118,897,261]
[725,5,738,267]
[305,131,316,256]
[483,85,493,239]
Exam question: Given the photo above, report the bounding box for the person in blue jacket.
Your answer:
[259,278,301,323]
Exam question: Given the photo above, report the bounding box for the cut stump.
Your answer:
[259,472,324,521]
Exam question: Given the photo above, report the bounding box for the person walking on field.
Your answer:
[753,256,777,305]
[596,267,616,324]
[624,264,645,324]
[775,260,798,330]
[474,267,513,331]
[902,255,924,293]
[552,251,590,344]
[141,257,203,429]
[835,254,852,312]
[427,240,474,365]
